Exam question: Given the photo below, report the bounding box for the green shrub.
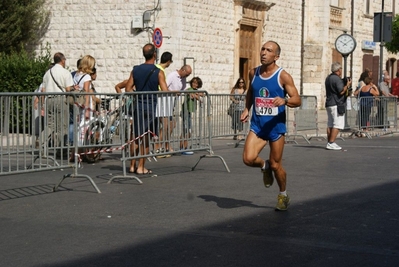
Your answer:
[0,45,51,93]
[0,45,51,133]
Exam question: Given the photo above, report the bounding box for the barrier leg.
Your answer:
[53,172,102,193]
[191,152,230,173]
[107,158,143,184]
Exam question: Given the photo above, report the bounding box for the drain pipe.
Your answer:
[300,0,305,95]
[350,0,354,79]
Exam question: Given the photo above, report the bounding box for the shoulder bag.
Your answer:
[50,69,87,106]
[68,74,87,106]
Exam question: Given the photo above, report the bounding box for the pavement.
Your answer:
[1,129,399,266]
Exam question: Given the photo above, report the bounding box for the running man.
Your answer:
[240,41,301,211]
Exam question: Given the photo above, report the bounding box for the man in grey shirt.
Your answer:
[324,62,351,150]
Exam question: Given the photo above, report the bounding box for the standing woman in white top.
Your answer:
[73,55,96,145]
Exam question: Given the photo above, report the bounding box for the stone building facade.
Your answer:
[39,0,399,108]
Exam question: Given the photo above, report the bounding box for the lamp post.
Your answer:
[379,0,385,83]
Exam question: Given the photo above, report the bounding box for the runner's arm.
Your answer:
[277,70,301,108]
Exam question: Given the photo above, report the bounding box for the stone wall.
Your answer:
[262,0,302,82]
[40,0,238,93]
[37,0,399,107]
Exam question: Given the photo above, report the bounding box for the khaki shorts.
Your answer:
[326,105,345,130]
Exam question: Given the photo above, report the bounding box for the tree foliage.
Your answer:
[385,14,399,54]
[0,44,51,93]
[0,0,50,55]
[0,45,51,133]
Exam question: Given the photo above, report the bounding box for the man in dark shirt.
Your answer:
[325,62,351,150]
[125,43,168,174]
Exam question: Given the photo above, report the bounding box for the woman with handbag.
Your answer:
[69,55,96,162]
[229,78,247,140]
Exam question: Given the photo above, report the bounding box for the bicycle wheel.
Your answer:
[82,123,101,163]
[111,113,120,137]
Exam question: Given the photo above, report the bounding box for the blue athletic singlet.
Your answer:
[250,66,286,141]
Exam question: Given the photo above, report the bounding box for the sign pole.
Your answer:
[379,0,385,82]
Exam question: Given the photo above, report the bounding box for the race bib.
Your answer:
[255,97,278,116]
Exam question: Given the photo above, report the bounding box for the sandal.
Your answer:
[135,169,153,175]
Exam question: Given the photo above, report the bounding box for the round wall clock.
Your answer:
[335,33,357,55]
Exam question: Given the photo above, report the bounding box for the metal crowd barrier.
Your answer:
[207,94,250,147]
[345,96,398,138]
[0,92,87,187]
[207,94,323,145]
[106,90,230,184]
[1,91,231,193]
[285,95,325,144]
[3,91,397,193]
[52,93,125,193]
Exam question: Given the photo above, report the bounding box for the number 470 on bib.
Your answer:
[255,97,278,116]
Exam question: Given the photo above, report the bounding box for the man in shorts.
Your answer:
[325,62,351,150]
[240,41,301,211]
[125,43,168,174]
[162,64,192,153]
[154,52,174,156]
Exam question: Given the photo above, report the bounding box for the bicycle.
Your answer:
[79,96,156,163]
[80,98,122,163]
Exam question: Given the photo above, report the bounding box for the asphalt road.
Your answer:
[1,135,399,267]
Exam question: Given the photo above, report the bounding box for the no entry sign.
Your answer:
[152,28,163,48]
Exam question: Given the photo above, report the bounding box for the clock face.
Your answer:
[335,34,356,55]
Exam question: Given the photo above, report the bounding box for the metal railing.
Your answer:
[2,92,398,193]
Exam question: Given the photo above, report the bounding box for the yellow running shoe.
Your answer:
[261,160,274,188]
[275,194,290,211]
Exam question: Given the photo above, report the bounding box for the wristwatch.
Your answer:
[285,98,289,105]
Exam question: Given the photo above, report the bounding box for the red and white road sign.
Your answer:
[152,28,163,48]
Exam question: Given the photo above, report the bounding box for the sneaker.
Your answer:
[326,142,342,150]
[275,194,290,211]
[261,160,274,188]
[181,151,194,155]
[155,148,167,159]
[156,155,167,158]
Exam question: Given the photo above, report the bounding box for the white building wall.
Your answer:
[39,0,399,106]
[261,0,302,84]
[41,0,237,93]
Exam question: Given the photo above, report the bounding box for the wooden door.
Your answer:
[240,24,256,84]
